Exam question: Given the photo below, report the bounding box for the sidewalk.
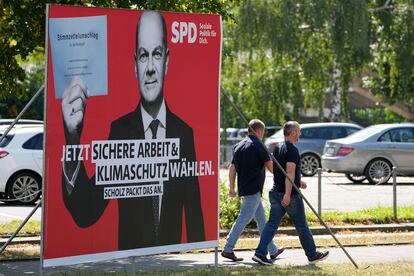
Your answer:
[1,244,414,275]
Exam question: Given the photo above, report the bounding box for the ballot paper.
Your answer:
[49,15,108,99]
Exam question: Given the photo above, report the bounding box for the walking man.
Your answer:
[253,121,329,265]
[221,119,284,262]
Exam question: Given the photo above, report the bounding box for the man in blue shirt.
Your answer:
[253,121,329,265]
[221,119,284,262]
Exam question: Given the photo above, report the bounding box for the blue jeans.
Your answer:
[223,192,278,255]
[255,191,317,258]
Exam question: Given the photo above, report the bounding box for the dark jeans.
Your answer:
[255,191,317,258]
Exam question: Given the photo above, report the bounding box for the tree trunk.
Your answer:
[329,61,342,122]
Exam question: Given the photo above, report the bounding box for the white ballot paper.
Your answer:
[49,15,108,99]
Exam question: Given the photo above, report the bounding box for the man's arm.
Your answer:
[61,77,108,227]
[61,77,89,189]
[281,162,295,207]
[265,160,273,174]
[228,163,237,197]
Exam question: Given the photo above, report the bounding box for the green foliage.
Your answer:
[351,107,409,126]
[222,0,414,126]
[367,2,414,111]
[0,0,236,101]
[219,181,241,229]
[0,48,45,119]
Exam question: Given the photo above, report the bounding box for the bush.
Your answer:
[219,181,241,229]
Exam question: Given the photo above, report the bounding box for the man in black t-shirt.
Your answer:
[221,119,283,262]
[253,121,329,266]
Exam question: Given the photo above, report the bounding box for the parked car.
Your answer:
[322,123,414,184]
[0,125,43,204]
[265,125,282,138]
[0,119,43,126]
[265,122,362,176]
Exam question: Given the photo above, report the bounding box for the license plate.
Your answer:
[326,147,335,155]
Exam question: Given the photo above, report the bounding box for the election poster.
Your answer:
[42,5,221,267]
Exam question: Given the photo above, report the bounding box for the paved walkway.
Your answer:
[0,245,413,275]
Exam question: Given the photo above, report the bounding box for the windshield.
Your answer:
[270,129,284,140]
[343,126,383,142]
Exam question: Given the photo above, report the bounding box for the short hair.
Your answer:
[135,11,168,53]
[248,119,265,134]
[283,121,300,136]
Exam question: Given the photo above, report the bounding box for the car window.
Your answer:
[0,134,14,147]
[379,128,414,143]
[346,127,360,136]
[326,127,347,139]
[378,131,392,142]
[22,133,43,150]
[400,128,414,142]
[303,127,346,139]
[301,128,318,139]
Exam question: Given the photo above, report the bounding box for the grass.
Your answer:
[305,206,414,226]
[0,220,40,236]
[134,262,414,276]
[39,261,414,275]
[228,232,414,250]
[0,206,413,237]
[2,232,414,261]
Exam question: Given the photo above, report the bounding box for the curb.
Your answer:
[220,223,414,237]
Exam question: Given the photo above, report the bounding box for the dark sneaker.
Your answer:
[308,251,329,264]
[270,247,285,260]
[252,254,273,266]
[221,251,243,262]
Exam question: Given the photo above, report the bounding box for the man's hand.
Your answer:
[300,181,307,189]
[62,77,90,144]
[281,193,291,207]
[228,188,237,197]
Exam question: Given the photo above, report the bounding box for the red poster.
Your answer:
[43,5,221,267]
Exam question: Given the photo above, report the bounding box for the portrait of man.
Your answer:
[60,11,205,250]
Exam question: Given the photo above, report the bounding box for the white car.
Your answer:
[0,125,43,204]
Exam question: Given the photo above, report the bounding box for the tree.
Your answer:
[221,0,414,127]
[0,0,236,101]
[364,1,414,113]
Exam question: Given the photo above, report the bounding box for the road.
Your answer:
[0,202,41,224]
[0,172,412,224]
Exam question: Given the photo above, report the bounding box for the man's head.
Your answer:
[135,11,169,107]
[248,119,265,139]
[283,121,301,144]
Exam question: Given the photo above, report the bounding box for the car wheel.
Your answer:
[301,154,320,177]
[365,159,392,184]
[7,172,41,205]
[345,173,366,183]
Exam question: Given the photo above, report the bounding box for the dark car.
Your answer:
[265,122,362,176]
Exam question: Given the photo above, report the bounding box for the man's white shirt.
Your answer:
[141,100,166,139]
[140,100,166,218]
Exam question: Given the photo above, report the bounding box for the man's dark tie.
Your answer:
[149,119,160,237]
[149,119,160,139]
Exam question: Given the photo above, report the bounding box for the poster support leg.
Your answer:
[214,247,218,267]
[0,200,41,254]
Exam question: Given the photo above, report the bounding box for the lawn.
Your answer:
[44,261,414,275]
